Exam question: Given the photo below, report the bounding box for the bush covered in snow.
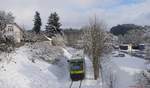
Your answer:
[26,41,64,63]
[51,34,66,47]
[0,35,15,53]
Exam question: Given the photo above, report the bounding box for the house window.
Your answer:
[7,26,13,31]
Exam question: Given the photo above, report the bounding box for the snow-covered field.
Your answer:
[0,42,101,88]
[0,42,148,88]
[102,51,146,88]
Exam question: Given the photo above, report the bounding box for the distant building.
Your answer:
[3,23,23,43]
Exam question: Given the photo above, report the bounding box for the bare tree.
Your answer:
[0,11,15,52]
[83,17,110,80]
[0,11,14,41]
[118,29,145,45]
[146,46,150,60]
[0,11,14,31]
[51,34,66,47]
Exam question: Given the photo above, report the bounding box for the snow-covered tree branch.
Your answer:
[82,17,111,80]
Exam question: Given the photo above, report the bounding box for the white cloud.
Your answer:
[105,0,150,28]
[0,0,150,30]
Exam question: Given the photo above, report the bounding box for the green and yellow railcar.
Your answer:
[68,57,85,81]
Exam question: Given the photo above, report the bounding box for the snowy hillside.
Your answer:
[0,43,69,88]
[0,42,102,88]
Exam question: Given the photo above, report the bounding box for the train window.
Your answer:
[70,62,83,70]
[71,66,80,70]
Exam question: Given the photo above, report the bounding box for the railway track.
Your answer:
[69,80,82,88]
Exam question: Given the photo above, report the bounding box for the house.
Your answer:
[3,23,23,43]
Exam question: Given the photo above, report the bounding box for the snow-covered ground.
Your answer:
[0,44,68,88]
[66,47,102,88]
[102,51,146,88]
[0,43,102,88]
[0,42,147,88]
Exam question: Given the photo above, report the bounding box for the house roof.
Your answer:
[7,23,24,32]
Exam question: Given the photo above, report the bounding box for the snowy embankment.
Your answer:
[0,42,70,88]
[0,42,146,88]
[0,42,102,88]
[102,51,146,88]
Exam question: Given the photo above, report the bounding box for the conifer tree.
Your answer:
[33,11,42,34]
[45,12,61,36]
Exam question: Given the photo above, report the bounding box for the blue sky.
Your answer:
[121,0,139,4]
[0,0,150,30]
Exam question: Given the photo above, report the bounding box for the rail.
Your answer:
[69,80,82,88]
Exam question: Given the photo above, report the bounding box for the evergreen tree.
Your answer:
[45,12,61,36]
[33,11,42,34]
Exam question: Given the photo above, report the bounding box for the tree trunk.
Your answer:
[93,57,99,80]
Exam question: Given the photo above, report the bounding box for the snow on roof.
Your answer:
[7,23,24,32]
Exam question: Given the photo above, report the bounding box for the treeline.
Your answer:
[23,11,63,43]
[33,11,62,37]
[110,24,146,36]
[110,24,150,45]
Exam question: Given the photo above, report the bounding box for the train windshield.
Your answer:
[71,65,80,70]
[70,62,83,70]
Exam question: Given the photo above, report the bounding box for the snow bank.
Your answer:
[102,51,146,88]
[82,55,102,88]
[25,42,64,63]
[0,42,70,88]
[0,43,103,88]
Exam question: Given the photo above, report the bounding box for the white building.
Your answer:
[3,23,23,43]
